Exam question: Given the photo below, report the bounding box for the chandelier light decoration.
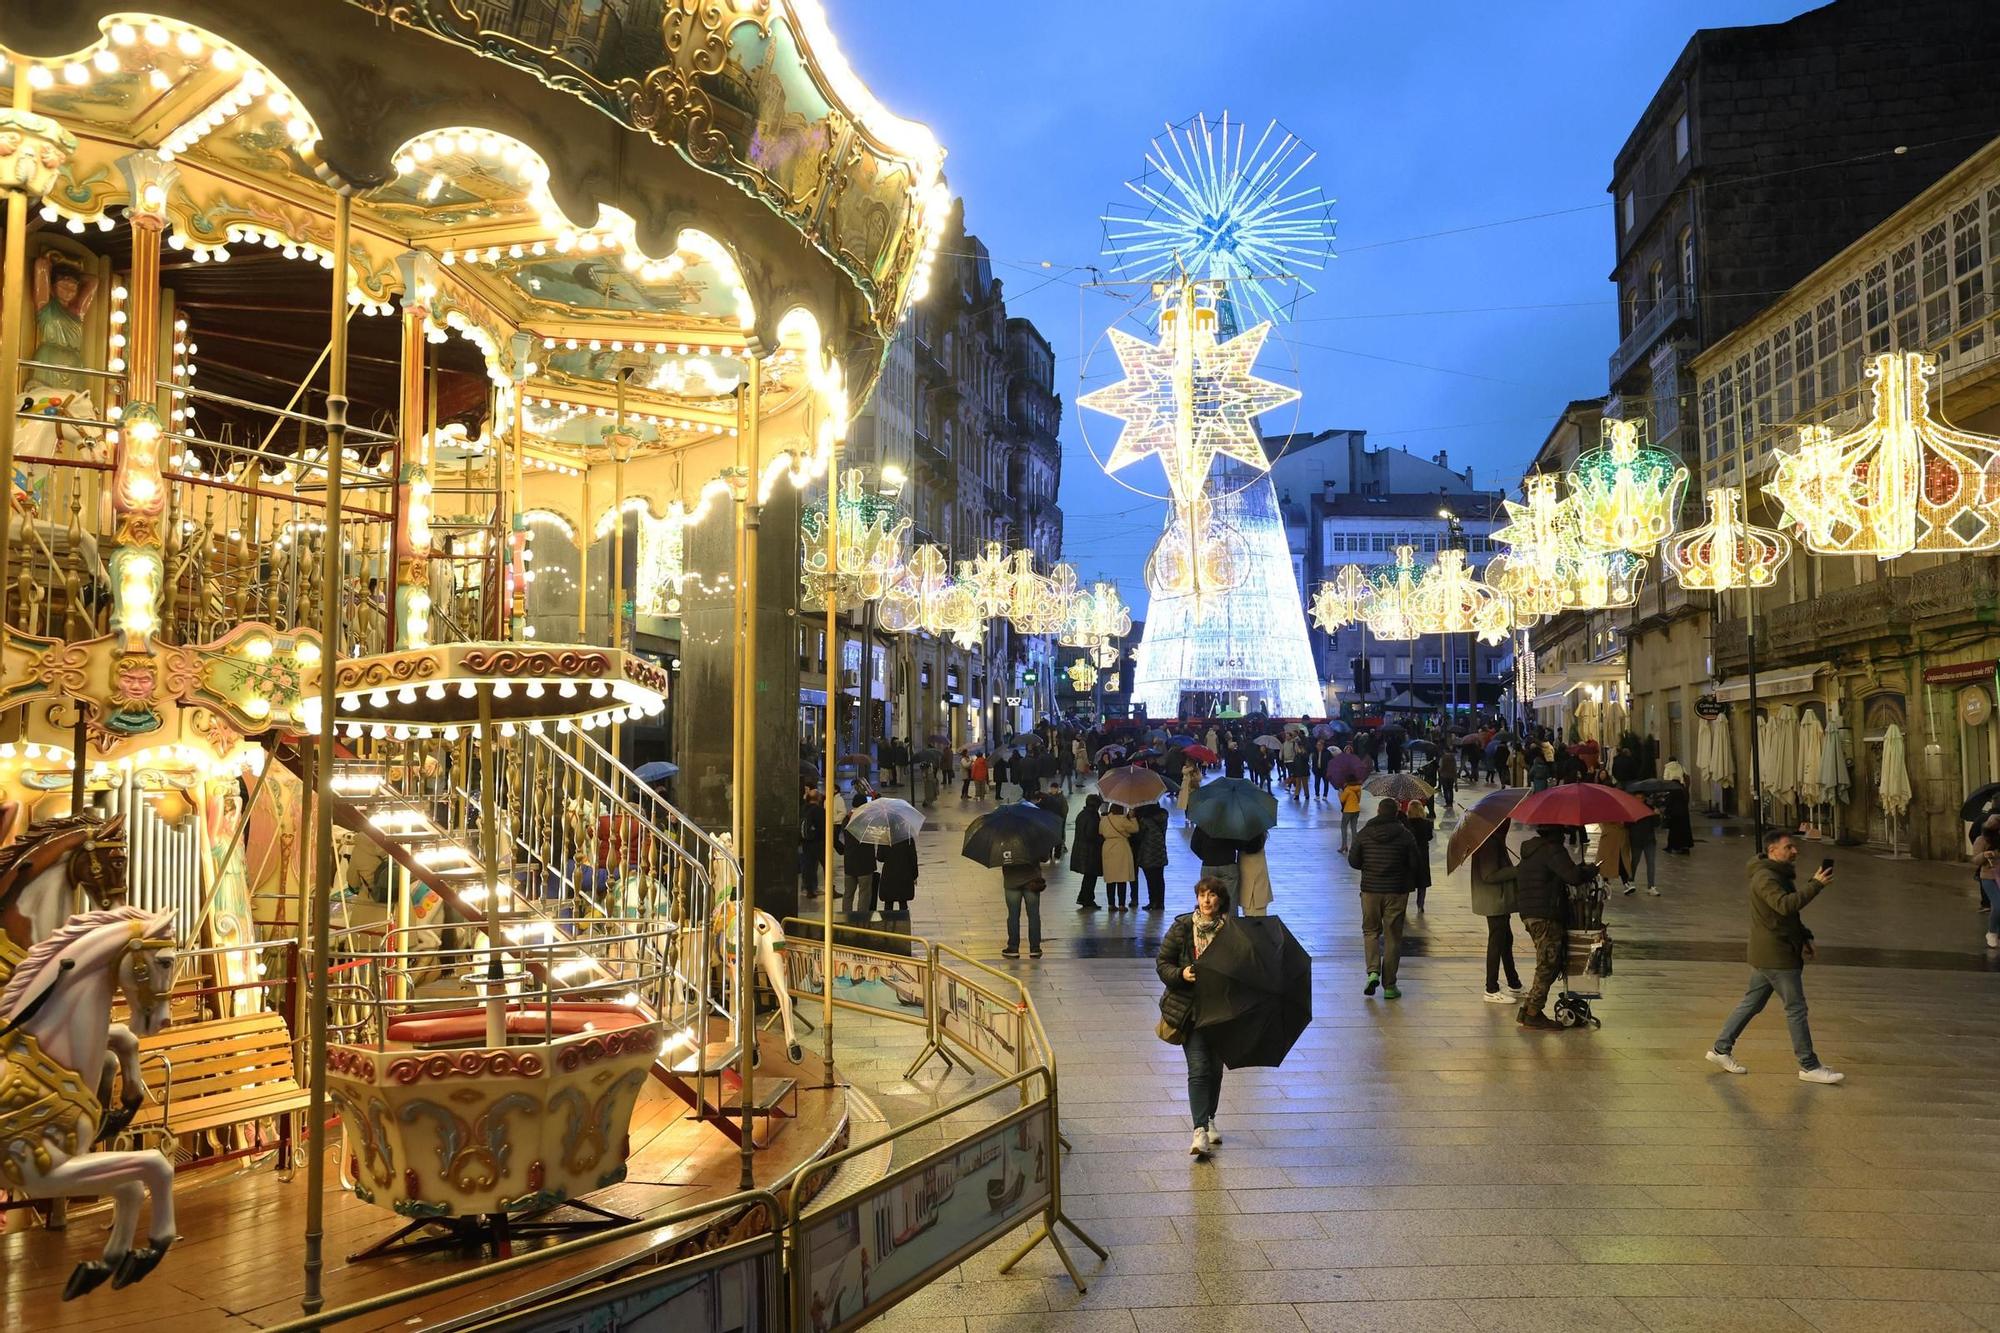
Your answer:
[1144,495,1248,609]
[1009,559,1077,636]
[1490,473,1644,613]
[1767,351,2000,559]
[1061,580,1133,670]
[800,468,911,606]
[1360,545,1426,641]
[1065,657,1100,693]
[878,544,955,636]
[1308,564,1375,632]
[1663,486,1792,591]
[1567,417,1689,555]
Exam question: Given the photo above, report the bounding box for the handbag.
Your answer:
[1157,987,1192,1045]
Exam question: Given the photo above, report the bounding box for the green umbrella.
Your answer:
[1185,777,1279,840]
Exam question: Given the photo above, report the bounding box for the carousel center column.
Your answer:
[676,361,801,926]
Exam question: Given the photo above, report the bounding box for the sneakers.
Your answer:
[1987,932,1999,949]
[1000,947,1020,959]
[1189,1125,1212,1159]
[1705,1049,1748,1075]
[1621,883,1635,896]
[1383,984,1402,999]
[1205,1118,1221,1145]
[1029,947,1043,959]
[1798,1066,1845,1084]
[1646,886,1661,896]
[1483,989,1515,1004]
[1364,972,1380,996]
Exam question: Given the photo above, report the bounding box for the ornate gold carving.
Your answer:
[0,110,77,199]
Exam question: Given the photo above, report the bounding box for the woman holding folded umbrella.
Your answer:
[1157,877,1232,1160]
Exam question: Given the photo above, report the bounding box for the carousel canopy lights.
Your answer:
[1767,351,2000,560]
[1567,417,1689,555]
[1664,486,1791,591]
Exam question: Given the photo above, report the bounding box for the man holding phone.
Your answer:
[1705,829,1844,1083]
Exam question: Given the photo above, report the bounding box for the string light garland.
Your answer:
[1767,351,2000,559]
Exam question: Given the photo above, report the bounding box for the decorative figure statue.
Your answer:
[0,813,130,968]
[0,906,179,1299]
[30,252,98,391]
[708,834,803,1065]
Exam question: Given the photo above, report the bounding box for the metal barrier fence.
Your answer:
[277,925,1105,1332]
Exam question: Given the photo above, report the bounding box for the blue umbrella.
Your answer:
[1167,734,1200,746]
[634,760,679,783]
[1186,778,1280,840]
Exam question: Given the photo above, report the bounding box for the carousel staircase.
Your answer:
[293,731,754,1140]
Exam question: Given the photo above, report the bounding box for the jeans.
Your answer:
[1522,917,1564,1015]
[1713,966,1820,1070]
[1439,779,1454,808]
[1359,891,1407,984]
[1183,1024,1223,1129]
[1141,865,1166,908]
[1005,885,1041,951]
[1484,914,1521,992]
[801,856,822,899]
[1339,811,1359,848]
[1984,879,2000,933]
[841,872,875,920]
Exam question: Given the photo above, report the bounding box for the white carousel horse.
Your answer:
[708,835,802,1066]
[0,906,179,1299]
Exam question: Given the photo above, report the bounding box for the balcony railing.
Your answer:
[1714,559,2000,670]
[1609,283,1697,386]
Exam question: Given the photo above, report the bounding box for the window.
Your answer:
[1674,111,1689,162]
[1648,261,1664,308]
[1620,192,1634,234]
[1456,656,1471,676]
[1422,656,1441,676]
[1679,227,1695,293]
[1392,656,1411,677]
[1368,656,1387,678]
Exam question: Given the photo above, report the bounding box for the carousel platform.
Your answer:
[0,1029,848,1332]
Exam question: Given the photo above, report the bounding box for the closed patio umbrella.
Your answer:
[1796,708,1827,808]
[1879,723,1912,817]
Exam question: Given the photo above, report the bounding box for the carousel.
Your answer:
[0,0,943,1324]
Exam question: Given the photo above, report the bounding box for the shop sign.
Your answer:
[1694,695,1727,719]
[1962,688,1992,728]
[1923,660,1997,686]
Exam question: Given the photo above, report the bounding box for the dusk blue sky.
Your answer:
[838,0,1818,613]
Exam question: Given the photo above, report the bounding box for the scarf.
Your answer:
[1192,913,1223,959]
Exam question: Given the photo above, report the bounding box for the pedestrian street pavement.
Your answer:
[811,773,2000,1333]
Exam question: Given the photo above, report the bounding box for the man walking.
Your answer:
[1705,829,1844,1083]
[1514,824,1596,1030]
[1347,798,1421,999]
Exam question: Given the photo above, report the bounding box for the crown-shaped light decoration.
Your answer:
[1766,352,2000,559]
[1567,417,1689,555]
[961,541,1015,618]
[1664,486,1791,591]
[1060,580,1132,669]
[879,544,956,636]
[1555,549,1646,610]
[943,567,989,649]
[1491,474,1643,612]
[1308,564,1375,632]
[1415,549,1504,635]
[1144,494,1246,604]
[800,468,911,606]
[1066,657,1100,692]
[1361,545,1426,641]
[1077,275,1298,508]
[1008,558,1076,635]
[1483,552,1559,621]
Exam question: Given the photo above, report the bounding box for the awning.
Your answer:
[1712,661,1830,703]
[1531,660,1625,709]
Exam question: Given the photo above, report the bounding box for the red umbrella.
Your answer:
[1511,783,1651,826]
[1182,744,1219,763]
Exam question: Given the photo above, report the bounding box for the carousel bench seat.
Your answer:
[133,1011,307,1168]
[384,1002,650,1047]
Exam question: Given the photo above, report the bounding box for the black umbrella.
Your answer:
[1962,781,2000,822]
[913,747,945,766]
[1193,915,1312,1069]
[1624,778,1681,796]
[960,802,1063,868]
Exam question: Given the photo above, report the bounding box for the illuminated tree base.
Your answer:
[1130,468,1324,718]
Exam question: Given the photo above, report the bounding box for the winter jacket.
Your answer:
[801,801,826,863]
[1133,804,1170,869]
[1401,812,1434,889]
[1099,810,1139,882]
[1514,834,1594,920]
[1747,855,1822,970]
[834,816,878,877]
[1468,840,1518,917]
[1189,826,1246,868]
[1347,813,1420,893]
[877,839,918,906]
[1068,803,1102,877]
[1611,749,1640,785]
[1157,911,1226,1022]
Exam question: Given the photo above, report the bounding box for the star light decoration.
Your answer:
[1767,351,2000,559]
[1567,417,1689,555]
[800,469,911,607]
[1361,546,1427,641]
[1663,487,1791,591]
[1308,564,1375,632]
